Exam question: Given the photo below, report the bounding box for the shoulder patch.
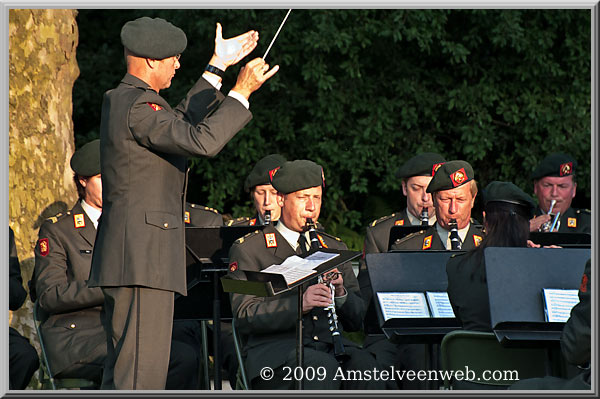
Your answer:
[147,102,163,111]
[38,238,49,256]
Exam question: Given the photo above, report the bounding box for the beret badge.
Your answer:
[560,162,572,176]
[450,168,468,187]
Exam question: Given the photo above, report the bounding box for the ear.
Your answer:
[78,177,88,188]
[571,182,577,199]
[401,180,408,196]
[276,192,285,207]
[146,58,159,69]
[470,192,477,208]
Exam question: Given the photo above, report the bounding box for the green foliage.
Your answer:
[73,9,591,250]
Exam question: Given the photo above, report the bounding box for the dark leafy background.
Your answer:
[73,9,591,250]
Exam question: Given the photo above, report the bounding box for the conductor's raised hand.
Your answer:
[232,57,279,100]
[211,22,259,70]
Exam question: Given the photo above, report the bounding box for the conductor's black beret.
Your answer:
[70,139,100,177]
[271,160,325,194]
[531,153,577,180]
[121,17,187,60]
[244,154,287,192]
[396,152,447,178]
[426,160,475,193]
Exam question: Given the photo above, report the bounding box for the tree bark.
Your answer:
[9,9,79,387]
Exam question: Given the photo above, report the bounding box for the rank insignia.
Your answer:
[38,238,49,256]
[147,102,163,111]
[229,261,238,272]
[450,168,467,187]
[249,219,257,226]
[268,167,280,182]
[317,234,328,248]
[567,218,577,228]
[580,273,588,293]
[473,235,483,246]
[559,162,572,176]
[394,220,405,226]
[184,211,190,224]
[265,233,277,248]
[422,235,432,250]
[432,162,444,176]
[74,214,85,228]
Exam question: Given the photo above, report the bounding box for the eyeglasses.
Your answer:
[175,54,181,60]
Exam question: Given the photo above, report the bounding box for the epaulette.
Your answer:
[370,213,396,227]
[189,203,220,214]
[393,229,427,245]
[234,229,261,245]
[576,209,591,215]
[226,216,250,226]
[46,211,69,224]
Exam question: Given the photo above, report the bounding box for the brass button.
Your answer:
[70,323,76,329]
[163,222,169,228]
[313,335,319,341]
[312,315,318,321]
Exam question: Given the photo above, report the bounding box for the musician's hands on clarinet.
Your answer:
[328,268,346,297]
[302,284,335,313]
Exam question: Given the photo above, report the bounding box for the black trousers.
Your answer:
[9,327,39,390]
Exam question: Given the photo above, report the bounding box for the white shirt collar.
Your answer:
[436,221,470,250]
[275,220,302,250]
[80,200,101,229]
[406,208,437,226]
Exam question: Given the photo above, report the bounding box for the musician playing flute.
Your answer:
[227,160,385,390]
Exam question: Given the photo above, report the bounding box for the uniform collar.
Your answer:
[81,200,101,229]
[406,208,437,226]
[275,220,302,250]
[436,221,470,250]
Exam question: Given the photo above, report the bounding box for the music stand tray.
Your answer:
[485,247,590,346]
[528,232,591,248]
[366,251,462,345]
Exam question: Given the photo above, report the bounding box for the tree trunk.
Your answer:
[9,9,79,388]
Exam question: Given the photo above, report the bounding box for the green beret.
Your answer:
[396,152,447,178]
[70,139,101,176]
[483,181,535,218]
[426,160,474,193]
[271,160,325,194]
[531,152,577,180]
[244,154,287,192]
[121,17,187,59]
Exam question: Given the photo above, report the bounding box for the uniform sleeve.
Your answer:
[228,243,297,336]
[357,224,383,310]
[561,259,591,366]
[129,79,252,158]
[335,258,365,332]
[9,227,27,311]
[33,223,104,313]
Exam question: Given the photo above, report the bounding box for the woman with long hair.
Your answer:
[446,181,535,331]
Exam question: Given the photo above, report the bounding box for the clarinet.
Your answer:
[263,210,271,225]
[306,218,348,364]
[420,208,429,226]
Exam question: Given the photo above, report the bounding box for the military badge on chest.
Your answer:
[265,233,278,248]
[73,213,86,228]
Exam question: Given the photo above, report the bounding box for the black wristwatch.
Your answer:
[205,64,225,78]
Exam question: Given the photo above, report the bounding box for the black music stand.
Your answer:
[387,226,428,250]
[175,225,263,390]
[485,247,590,346]
[367,251,462,389]
[529,232,591,248]
[221,248,361,390]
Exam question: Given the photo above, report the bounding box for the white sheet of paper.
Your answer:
[304,251,340,269]
[426,291,456,318]
[261,255,315,285]
[376,292,430,320]
[543,288,580,323]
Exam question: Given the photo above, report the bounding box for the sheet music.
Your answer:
[542,288,580,323]
[261,255,316,285]
[426,291,456,318]
[304,251,340,268]
[376,292,430,320]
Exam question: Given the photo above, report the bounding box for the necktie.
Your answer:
[449,221,462,250]
[297,234,308,255]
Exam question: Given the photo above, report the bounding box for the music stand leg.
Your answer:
[213,271,222,390]
[296,285,304,390]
